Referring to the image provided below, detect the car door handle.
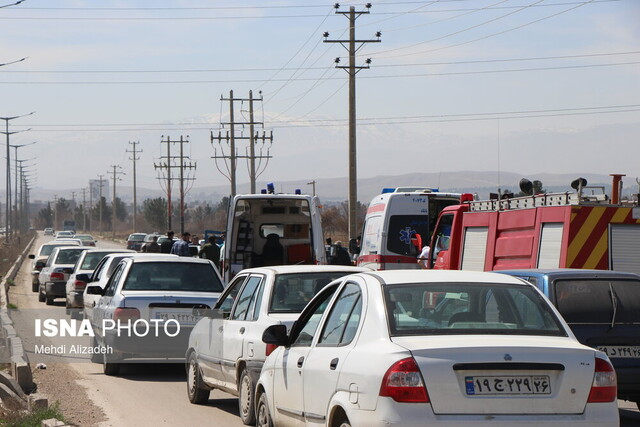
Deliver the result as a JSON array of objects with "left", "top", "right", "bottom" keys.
[
  {"left": 297, "top": 356, "right": 304, "bottom": 368},
  {"left": 92, "top": 302, "right": 96, "bottom": 307},
  {"left": 239, "top": 327, "right": 245, "bottom": 334},
  {"left": 330, "top": 358, "right": 339, "bottom": 370}
]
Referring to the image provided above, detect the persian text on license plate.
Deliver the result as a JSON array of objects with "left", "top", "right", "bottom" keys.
[
  {"left": 465, "top": 375, "right": 551, "bottom": 395},
  {"left": 597, "top": 346, "right": 640, "bottom": 358},
  {"left": 155, "top": 311, "right": 200, "bottom": 324}
]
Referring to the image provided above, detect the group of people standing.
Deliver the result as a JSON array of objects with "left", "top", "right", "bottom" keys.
[{"left": 140, "top": 230, "right": 223, "bottom": 270}]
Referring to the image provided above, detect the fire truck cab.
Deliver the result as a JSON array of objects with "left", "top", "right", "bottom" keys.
[
  {"left": 357, "top": 187, "right": 465, "bottom": 270},
  {"left": 429, "top": 175, "right": 640, "bottom": 274}
]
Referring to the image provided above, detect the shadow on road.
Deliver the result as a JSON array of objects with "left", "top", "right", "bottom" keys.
[{"left": 620, "top": 408, "right": 640, "bottom": 426}]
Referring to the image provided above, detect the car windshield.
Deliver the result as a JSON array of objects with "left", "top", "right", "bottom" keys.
[
  {"left": 76, "top": 235, "right": 94, "bottom": 241},
  {"left": 54, "top": 248, "right": 86, "bottom": 265},
  {"left": 554, "top": 278, "right": 640, "bottom": 324},
  {"left": 269, "top": 271, "right": 354, "bottom": 313},
  {"left": 123, "top": 262, "right": 224, "bottom": 292},
  {"left": 79, "top": 252, "right": 112, "bottom": 270},
  {"left": 128, "top": 234, "right": 146, "bottom": 242},
  {"left": 40, "top": 244, "right": 63, "bottom": 256},
  {"left": 384, "top": 282, "right": 566, "bottom": 337}
]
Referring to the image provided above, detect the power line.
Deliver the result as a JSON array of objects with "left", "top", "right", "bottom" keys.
[{"left": 3, "top": 59, "right": 636, "bottom": 84}]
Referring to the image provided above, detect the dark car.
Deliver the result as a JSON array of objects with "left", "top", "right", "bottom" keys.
[
  {"left": 126, "top": 233, "right": 147, "bottom": 251},
  {"left": 498, "top": 268, "right": 640, "bottom": 408}
]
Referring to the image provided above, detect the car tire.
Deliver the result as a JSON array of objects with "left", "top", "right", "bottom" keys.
[
  {"left": 238, "top": 368, "right": 256, "bottom": 425},
  {"left": 32, "top": 281, "right": 38, "bottom": 292},
  {"left": 187, "top": 352, "right": 210, "bottom": 404},
  {"left": 103, "top": 352, "right": 120, "bottom": 376},
  {"left": 45, "top": 297, "right": 54, "bottom": 306},
  {"left": 38, "top": 289, "right": 45, "bottom": 302},
  {"left": 256, "top": 393, "right": 273, "bottom": 427}
]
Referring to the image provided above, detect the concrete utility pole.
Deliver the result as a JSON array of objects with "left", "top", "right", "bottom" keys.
[
  {"left": 0, "top": 112, "right": 34, "bottom": 239},
  {"left": 81, "top": 187, "right": 88, "bottom": 232},
  {"left": 53, "top": 194, "right": 58, "bottom": 231},
  {"left": 97, "top": 175, "right": 105, "bottom": 234},
  {"left": 109, "top": 165, "right": 125, "bottom": 238},
  {"left": 324, "top": 4, "right": 380, "bottom": 241},
  {"left": 127, "top": 141, "right": 142, "bottom": 232},
  {"left": 10, "top": 141, "right": 36, "bottom": 232},
  {"left": 154, "top": 136, "right": 174, "bottom": 230},
  {"left": 154, "top": 136, "right": 195, "bottom": 233},
  {"left": 212, "top": 90, "right": 273, "bottom": 196},
  {"left": 307, "top": 180, "right": 317, "bottom": 196}
]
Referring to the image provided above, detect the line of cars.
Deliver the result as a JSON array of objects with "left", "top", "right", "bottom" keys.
[{"left": 28, "top": 232, "right": 630, "bottom": 426}]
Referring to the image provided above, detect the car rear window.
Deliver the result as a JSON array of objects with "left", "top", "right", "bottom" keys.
[
  {"left": 123, "top": 262, "right": 223, "bottom": 292},
  {"left": 554, "top": 279, "right": 640, "bottom": 324},
  {"left": 54, "top": 248, "right": 85, "bottom": 265},
  {"left": 269, "top": 272, "right": 354, "bottom": 313},
  {"left": 385, "top": 282, "right": 566, "bottom": 337},
  {"left": 79, "top": 252, "right": 112, "bottom": 270},
  {"left": 128, "top": 234, "right": 146, "bottom": 242}
]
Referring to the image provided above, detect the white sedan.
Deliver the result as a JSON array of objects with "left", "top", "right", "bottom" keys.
[{"left": 256, "top": 270, "right": 619, "bottom": 427}]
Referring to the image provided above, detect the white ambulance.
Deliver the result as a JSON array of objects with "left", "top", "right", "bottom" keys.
[
  {"left": 356, "top": 187, "right": 468, "bottom": 270},
  {"left": 222, "top": 186, "right": 327, "bottom": 281}
]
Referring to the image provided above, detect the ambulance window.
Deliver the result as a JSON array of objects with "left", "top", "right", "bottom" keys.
[
  {"left": 387, "top": 215, "right": 428, "bottom": 256},
  {"left": 361, "top": 216, "right": 382, "bottom": 254}
]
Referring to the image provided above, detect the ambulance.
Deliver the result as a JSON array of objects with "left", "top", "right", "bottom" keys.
[
  {"left": 356, "top": 187, "right": 468, "bottom": 270},
  {"left": 222, "top": 185, "right": 326, "bottom": 281}
]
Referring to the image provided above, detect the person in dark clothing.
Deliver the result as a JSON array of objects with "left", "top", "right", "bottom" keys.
[
  {"left": 199, "top": 236, "right": 221, "bottom": 269},
  {"left": 160, "top": 231, "right": 175, "bottom": 253},
  {"left": 262, "top": 233, "right": 284, "bottom": 266},
  {"left": 331, "top": 241, "right": 352, "bottom": 266},
  {"left": 171, "top": 232, "right": 192, "bottom": 257}
]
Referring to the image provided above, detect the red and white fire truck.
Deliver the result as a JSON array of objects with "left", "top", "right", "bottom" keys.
[{"left": 429, "top": 174, "right": 640, "bottom": 274}]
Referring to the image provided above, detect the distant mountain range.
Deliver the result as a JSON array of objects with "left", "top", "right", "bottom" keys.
[{"left": 27, "top": 171, "right": 635, "bottom": 206}]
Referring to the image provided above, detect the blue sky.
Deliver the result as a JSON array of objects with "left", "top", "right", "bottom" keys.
[{"left": 1, "top": 0, "right": 639, "bottom": 197}]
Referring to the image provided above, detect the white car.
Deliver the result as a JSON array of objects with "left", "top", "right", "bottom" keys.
[
  {"left": 55, "top": 230, "right": 75, "bottom": 239},
  {"left": 28, "top": 240, "right": 82, "bottom": 292},
  {"left": 186, "top": 265, "right": 369, "bottom": 425},
  {"left": 87, "top": 255, "right": 224, "bottom": 375},
  {"left": 255, "top": 270, "right": 619, "bottom": 427},
  {"left": 65, "top": 249, "right": 134, "bottom": 318},
  {"left": 80, "top": 252, "right": 137, "bottom": 322},
  {"left": 38, "top": 246, "right": 89, "bottom": 305}
]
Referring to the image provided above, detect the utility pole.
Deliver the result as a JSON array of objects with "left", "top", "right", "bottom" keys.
[
  {"left": 127, "top": 141, "right": 142, "bottom": 232},
  {"left": 97, "top": 175, "right": 105, "bottom": 234},
  {"left": 88, "top": 182, "right": 93, "bottom": 232},
  {"left": 324, "top": 4, "right": 380, "bottom": 241},
  {"left": 81, "top": 187, "right": 88, "bottom": 232},
  {"left": 109, "top": 165, "right": 125, "bottom": 238},
  {"left": 155, "top": 136, "right": 174, "bottom": 230},
  {"left": 212, "top": 90, "right": 272, "bottom": 196},
  {"left": 0, "top": 112, "right": 34, "bottom": 239},
  {"left": 306, "top": 180, "right": 317, "bottom": 196},
  {"left": 53, "top": 194, "right": 58, "bottom": 231},
  {"left": 10, "top": 141, "right": 36, "bottom": 233}
]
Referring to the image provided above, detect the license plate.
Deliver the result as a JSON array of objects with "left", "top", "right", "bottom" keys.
[
  {"left": 465, "top": 375, "right": 551, "bottom": 395},
  {"left": 154, "top": 311, "right": 200, "bottom": 325},
  {"left": 597, "top": 346, "right": 640, "bottom": 358}
]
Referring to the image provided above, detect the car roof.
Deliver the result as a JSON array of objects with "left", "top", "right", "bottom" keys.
[
  {"left": 497, "top": 268, "right": 640, "bottom": 280},
  {"left": 362, "top": 269, "right": 527, "bottom": 286},
  {"left": 83, "top": 248, "right": 134, "bottom": 254},
  {"left": 127, "top": 254, "right": 207, "bottom": 263},
  {"left": 236, "top": 265, "right": 371, "bottom": 275}
]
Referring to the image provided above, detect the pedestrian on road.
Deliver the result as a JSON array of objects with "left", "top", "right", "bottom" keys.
[
  {"left": 160, "top": 230, "right": 175, "bottom": 253},
  {"left": 141, "top": 235, "right": 161, "bottom": 253},
  {"left": 171, "top": 232, "right": 192, "bottom": 257},
  {"left": 331, "top": 241, "right": 352, "bottom": 266},
  {"left": 199, "top": 236, "right": 221, "bottom": 270},
  {"left": 417, "top": 245, "right": 430, "bottom": 269}
]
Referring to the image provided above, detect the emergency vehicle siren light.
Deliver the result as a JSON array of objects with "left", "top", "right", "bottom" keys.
[
  {"left": 295, "top": 189, "right": 301, "bottom": 195},
  {"left": 267, "top": 183, "right": 275, "bottom": 194}
]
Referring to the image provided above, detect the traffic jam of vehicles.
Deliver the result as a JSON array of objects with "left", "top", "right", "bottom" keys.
[{"left": 25, "top": 177, "right": 640, "bottom": 427}]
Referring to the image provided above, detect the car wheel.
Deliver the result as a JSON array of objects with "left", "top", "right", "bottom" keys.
[
  {"left": 38, "top": 288, "right": 45, "bottom": 302},
  {"left": 32, "top": 281, "right": 38, "bottom": 292},
  {"left": 103, "top": 351, "right": 120, "bottom": 376},
  {"left": 238, "top": 368, "right": 256, "bottom": 425},
  {"left": 187, "top": 352, "right": 210, "bottom": 404},
  {"left": 256, "top": 393, "right": 273, "bottom": 427},
  {"left": 45, "top": 297, "right": 54, "bottom": 306}
]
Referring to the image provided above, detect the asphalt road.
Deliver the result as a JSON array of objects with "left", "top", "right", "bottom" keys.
[{"left": 8, "top": 232, "right": 640, "bottom": 426}]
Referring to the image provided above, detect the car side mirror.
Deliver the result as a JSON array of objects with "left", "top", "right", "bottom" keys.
[
  {"left": 86, "top": 285, "right": 105, "bottom": 296},
  {"left": 28, "top": 254, "right": 35, "bottom": 259},
  {"left": 262, "top": 324, "right": 289, "bottom": 346}
]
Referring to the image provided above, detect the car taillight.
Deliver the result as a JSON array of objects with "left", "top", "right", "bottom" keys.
[
  {"left": 266, "top": 344, "right": 278, "bottom": 357},
  {"left": 73, "top": 280, "right": 87, "bottom": 291},
  {"left": 50, "top": 272, "right": 65, "bottom": 281},
  {"left": 379, "top": 357, "right": 429, "bottom": 403},
  {"left": 113, "top": 307, "right": 141, "bottom": 321},
  {"left": 588, "top": 356, "right": 617, "bottom": 403}
]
